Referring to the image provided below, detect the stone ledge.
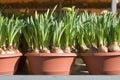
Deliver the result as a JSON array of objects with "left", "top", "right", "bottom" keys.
[{"left": 0, "top": 75, "right": 120, "bottom": 80}]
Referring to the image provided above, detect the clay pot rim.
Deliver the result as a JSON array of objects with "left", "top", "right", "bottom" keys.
[
  {"left": 0, "top": 52, "right": 22, "bottom": 58},
  {"left": 25, "top": 53, "right": 77, "bottom": 57},
  {"left": 80, "top": 52, "right": 120, "bottom": 56}
]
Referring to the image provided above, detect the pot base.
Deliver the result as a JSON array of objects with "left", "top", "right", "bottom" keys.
[
  {"left": 0, "top": 53, "right": 22, "bottom": 75},
  {"left": 80, "top": 52, "right": 120, "bottom": 75},
  {"left": 25, "top": 53, "right": 76, "bottom": 75}
]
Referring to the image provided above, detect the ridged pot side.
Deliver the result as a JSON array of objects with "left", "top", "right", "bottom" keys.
[
  {"left": 80, "top": 52, "right": 120, "bottom": 75},
  {"left": 25, "top": 53, "right": 76, "bottom": 75},
  {"left": 0, "top": 52, "right": 22, "bottom": 75}
]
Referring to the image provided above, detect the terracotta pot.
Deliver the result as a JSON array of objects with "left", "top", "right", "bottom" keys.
[
  {"left": 25, "top": 53, "right": 76, "bottom": 75},
  {"left": 0, "top": 52, "right": 22, "bottom": 75},
  {"left": 80, "top": 52, "right": 120, "bottom": 75}
]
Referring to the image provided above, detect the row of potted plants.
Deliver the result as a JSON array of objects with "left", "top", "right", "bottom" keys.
[
  {"left": 1, "top": 6, "right": 120, "bottom": 75},
  {"left": 23, "top": 6, "right": 77, "bottom": 75},
  {"left": 76, "top": 11, "right": 120, "bottom": 75},
  {"left": 0, "top": 14, "right": 23, "bottom": 74}
]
